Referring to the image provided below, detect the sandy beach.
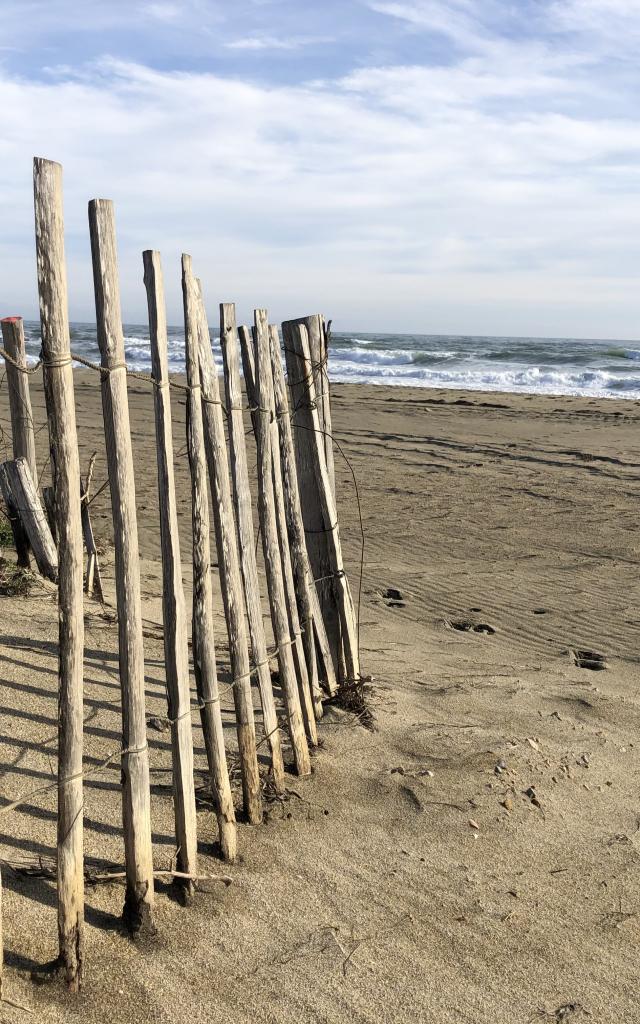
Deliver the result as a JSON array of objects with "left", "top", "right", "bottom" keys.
[{"left": 1, "top": 374, "right": 639, "bottom": 1023}]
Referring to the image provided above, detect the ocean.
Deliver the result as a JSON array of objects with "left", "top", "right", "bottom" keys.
[{"left": 17, "top": 322, "right": 640, "bottom": 400}]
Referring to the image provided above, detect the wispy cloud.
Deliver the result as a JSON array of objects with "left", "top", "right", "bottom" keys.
[
  {"left": 224, "top": 34, "right": 333, "bottom": 51},
  {"left": 0, "top": 2, "right": 639, "bottom": 336}
]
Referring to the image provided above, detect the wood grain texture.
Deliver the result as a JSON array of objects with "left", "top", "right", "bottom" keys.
[
  {"left": 1, "top": 316, "right": 38, "bottom": 490},
  {"left": 181, "top": 261, "right": 237, "bottom": 860},
  {"left": 0, "top": 462, "right": 31, "bottom": 568},
  {"left": 88, "top": 197, "right": 154, "bottom": 933},
  {"left": 282, "top": 317, "right": 341, "bottom": 676},
  {"left": 221, "top": 304, "right": 285, "bottom": 791},
  {"left": 144, "top": 250, "right": 198, "bottom": 895},
  {"left": 2, "top": 458, "right": 57, "bottom": 581},
  {"left": 291, "top": 323, "right": 361, "bottom": 684},
  {"left": 195, "top": 281, "right": 262, "bottom": 824},
  {"left": 268, "top": 324, "right": 336, "bottom": 700},
  {"left": 253, "top": 310, "right": 310, "bottom": 776},
  {"left": 33, "top": 157, "right": 84, "bottom": 988}
]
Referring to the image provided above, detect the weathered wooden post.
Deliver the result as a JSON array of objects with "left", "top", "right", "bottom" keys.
[
  {"left": 220, "top": 304, "right": 285, "bottom": 792},
  {"left": 291, "top": 323, "right": 360, "bottom": 684},
  {"left": 253, "top": 309, "right": 310, "bottom": 776},
  {"left": 88, "top": 198, "right": 154, "bottom": 931},
  {"left": 264, "top": 346, "right": 318, "bottom": 745},
  {"left": 181, "top": 259, "right": 237, "bottom": 860},
  {"left": 144, "top": 250, "right": 198, "bottom": 897},
  {"left": 268, "top": 324, "right": 337, "bottom": 699},
  {"left": 193, "top": 277, "right": 262, "bottom": 823},
  {"left": 33, "top": 157, "right": 84, "bottom": 989},
  {"left": 1, "top": 459, "right": 57, "bottom": 580},
  {"left": 283, "top": 316, "right": 341, "bottom": 674},
  {"left": 1, "top": 317, "right": 38, "bottom": 490}
]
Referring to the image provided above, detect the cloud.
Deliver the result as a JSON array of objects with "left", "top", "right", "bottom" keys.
[
  {"left": 0, "top": 3, "right": 640, "bottom": 336},
  {"left": 223, "top": 34, "right": 333, "bottom": 51}
]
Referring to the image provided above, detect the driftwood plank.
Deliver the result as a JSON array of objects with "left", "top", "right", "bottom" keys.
[
  {"left": 253, "top": 309, "right": 310, "bottom": 776},
  {"left": 1, "top": 316, "right": 38, "bottom": 490},
  {"left": 2, "top": 458, "right": 57, "bottom": 581},
  {"left": 88, "top": 197, "right": 154, "bottom": 933},
  {"left": 33, "top": 157, "right": 84, "bottom": 989},
  {"left": 194, "top": 277, "right": 262, "bottom": 824},
  {"left": 220, "top": 303, "right": 285, "bottom": 792},
  {"left": 181, "top": 260, "right": 237, "bottom": 861},
  {"left": 268, "top": 324, "right": 337, "bottom": 699},
  {"left": 144, "top": 249, "right": 198, "bottom": 895}
]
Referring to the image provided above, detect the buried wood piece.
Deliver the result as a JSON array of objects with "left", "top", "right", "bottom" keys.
[
  {"left": 194, "top": 276, "right": 262, "bottom": 824},
  {"left": 180, "top": 261, "right": 237, "bottom": 860},
  {"left": 1, "top": 459, "right": 57, "bottom": 581},
  {"left": 33, "top": 157, "right": 84, "bottom": 989},
  {"left": 1, "top": 316, "right": 38, "bottom": 490},
  {"left": 144, "top": 249, "right": 198, "bottom": 896},
  {"left": 220, "top": 303, "right": 286, "bottom": 792},
  {"left": 252, "top": 309, "right": 310, "bottom": 776},
  {"left": 88, "top": 197, "right": 154, "bottom": 932},
  {"left": 0, "top": 463, "right": 31, "bottom": 568},
  {"left": 268, "top": 323, "right": 337, "bottom": 701},
  {"left": 289, "top": 322, "right": 361, "bottom": 686}
]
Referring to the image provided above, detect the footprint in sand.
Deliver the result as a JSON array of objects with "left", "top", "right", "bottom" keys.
[
  {"left": 450, "top": 620, "right": 496, "bottom": 635},
  {"left": 383, "top": 587, "right": 406, "bottom": 609}
]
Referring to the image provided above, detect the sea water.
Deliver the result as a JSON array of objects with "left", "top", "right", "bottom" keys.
[{"left": 18, "top": 322, "right": 640, "bottom": 400}]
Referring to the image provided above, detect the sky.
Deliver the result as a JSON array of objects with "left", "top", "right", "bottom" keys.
[{"left": 0, "top": 0, "right": 639, "bottom": 337}]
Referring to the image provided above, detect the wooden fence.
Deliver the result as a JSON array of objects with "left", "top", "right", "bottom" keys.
[{"left": 0, "top": 157, "right": 361, "bottom": 993}]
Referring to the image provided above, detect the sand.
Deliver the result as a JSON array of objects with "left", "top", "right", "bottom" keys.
[{"left": 1, "top": 374, "right": 639, "bottom": 1023}]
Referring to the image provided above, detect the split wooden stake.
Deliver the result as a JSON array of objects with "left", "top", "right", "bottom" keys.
[
  {"left": 194, "top": 276, "right": 262, "bottom": 824},
  {"left": 220, "top": 303, "right": 286, "bottom": 791},
  {"left": 33, "top": 157, "right": 84, "bottom": 989},
  {"left": 144, "top": 250, "right": 198, "bottom": 895},
  {"left": 1, "top": 316, "right": 38, "bottom": 490},
  {"left": 253, "top": 309, "right": 310, "bottom": 776},
  {"left": 291, "top": 322, "right": 361, "bottom": 684},
  {"left": 268, "top": 324, "right": 337, "bottom": 700},
  {"left": 88, "top": 197, "right": 154, "bottom": 932},
  {"left": 181, "top": 260, "right": 237, "bottom": 860}
]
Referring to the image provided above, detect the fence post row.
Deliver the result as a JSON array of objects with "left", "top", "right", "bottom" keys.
[
  {"left": 88, "top": 197, "right": 155, "bottom": 933},
  {"left": 193, "top": 274, "right": 263, "bottom": 824},
  {"left": 144, "top": 250, "right": 198, "bottom": 897},
  {"left": 181, "top": 259, "right": 238, "bottom": 860},
  {"left": 33, "top": 157, "right": 85, "bottom": 990},
  {"left": 220, "top": 303, "right": 286, "bottom": 793}
]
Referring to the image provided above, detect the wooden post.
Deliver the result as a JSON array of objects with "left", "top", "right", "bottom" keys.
[
  {"left": 193, "top": 275, "right": 262, "bottom": 824},
  {"left": 144, "top": 250, "right": 198, "bottom": 896},
  {"left": 88, "top": 197, "right": 154, "bottom": 932},
  {"left": 1, "top": 317, "right": 38, "bottom": 490},
  {"left": 1, "top": 459, "right": 57, "bottom": 581},
  {"left": 181, "top": 264, "right": 237, "bottom": 860},
  {"left": 220, "top": 304, "right": 286, "bottom": 792},
  {"left": 253, "top": 310, "right": 310, "bottom": 776},
  {"left": 264, "top": 346, "right": 318, "bottom": 745},
  {"left": 33, "top": 157, "right": 84, "bottom": 989},
  {"left": 283, "top": 317, "right": 341, "bottom": 675},
  {"left": 0, "top": 463, "right": 31, "bottom": 568},
  {"left": 43, "top": 485, "right": 57, "bottom": 545},
  {"left": 268, "top": 325, "right": 337, "bottom": 699},
  {"left": 291, "top": 323, "right": 360, "bottom": 684}
]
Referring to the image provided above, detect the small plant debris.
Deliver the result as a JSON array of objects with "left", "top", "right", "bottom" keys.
[
  {"left": 0, "top": 557, "right": 34, "bottom": 597},
  {"left": 327, "top": 675, "right": 376, "bottom": 730}
]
